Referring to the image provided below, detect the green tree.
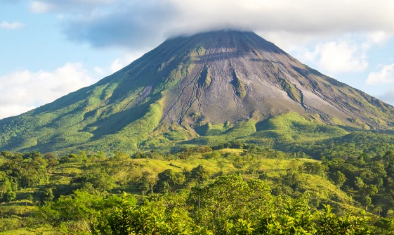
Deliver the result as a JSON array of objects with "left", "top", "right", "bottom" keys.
[
  {"left": 189, "top": 165, "right": 210, "bottom": 183},
  {"left": 304, "top": 162, "right": 327, "bottom": 176},
  {"left": 44, "top": 153, "right": 59, "bottom": 170},
  {"left": 155, "top": 169, "right": 184, "bottom": 193},
  {"left": 256, "top": 197, "right": 316, "bottom": 234},
  {"left": 361, "top": 195, "right": 373, "bottom": 212},
  {"left": 0, "top": 177, "right": 11, "bottom": 198},
  {"left": 136, "top": 178, "right": 150, "bottom": 198},
  {"left": 188, "top": 174, "right": 271, "bottom": 233},
  {"left": 73, "top": 171, "right": 116, "bottom": 193},
  {"left": 282, "top": 169, "right": 303, "bottom": 190},
  {"left": 97, "top": 196, "right": 191, "bottom": 235},
  {"left": 40, "top": 188, "right": 54, "bottom": 205},
  {"left": 331, "top": 171, "right": 347, "bottom": 187},
  {"left": 2, "top": 191, "right": 16, "bottom": 203},
  {"left": 355, "top": 177, "right": 365, "bottom": 189},
  {"left": 316, "top": 205, "right": 370, "bottom": 234},
  {"left": 27, "top": 193, "right": 34, "bottom": 204},
  {"left": 39, "top": 190, "right": 128, "bottom": 234}
]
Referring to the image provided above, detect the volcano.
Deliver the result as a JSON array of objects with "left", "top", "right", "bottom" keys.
[{"left": 1, "top": 30, "right": 394, "bottom": 153}]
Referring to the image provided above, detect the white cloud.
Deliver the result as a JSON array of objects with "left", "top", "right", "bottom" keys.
[
  {"left": 367, "top": 31, "right": 392, "bottom": 46},
  {"left": 94, "top": 66, "right": 105, "bottom": 75},
  {"left": 0, "top": 53, "right": 147, "bottom": 119},
  {"left": 110, "top": 59, "right": 123, "bottom": 73},
  {"left": 0, "top": 105, "right": 36, "bottom": 120},
  {"left": 317, "top": 41, "right": 368, "bottom": 73},
  {"left": 110, "top": 52, "right": 146, "bottom": 73},
  {"left": 1, "top": 21, "right": 24, "bottom": 29},
  {"left": 296, "top": 39, "right": 368, "bottom": 74},
  {"left": 258, "top": 31, "right": 330, "bottom": 52},
  {"left": 30, "top": 1, "right": 50, "bottom": 13},
  {"left": 380, "top": 86, "right": 394, "bottom": 106},
  {"left": 0, "top": 63, "right": 99, "bottom": 119},
  {"left": 366, "top": 64, "right": 394, "bottom": 85},
  {"left": 291, "top": 31, "right": 393, "bottom": 75},
  {"left": 34, "top": 0, "right": 394, "bottom": 50}
]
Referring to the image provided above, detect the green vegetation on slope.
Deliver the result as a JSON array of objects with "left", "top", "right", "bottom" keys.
[
  {"left": 181, "top": 119, "right": 257, "bottom": 147},
  {"left": 255, "top": 112, "right": 348, "bottom": 142},
  {"left": 231, "top": 70, "right": 247, "bottom": 99},
  {"left": 0, "top": 45, "right": 193, "bottom": 154},
  {"left": 3, "top": 141, "right": 394, "bottom": 233},
  {"left": 156, "top": 112, "right": 348, "bottom": 153},
  {"left": 279, "top": 78, "right": 301, "bottom": 103}
]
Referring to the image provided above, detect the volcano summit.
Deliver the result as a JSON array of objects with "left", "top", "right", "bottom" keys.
[{"left": 1, "top": 30, "right": 393, "bottom": 153}]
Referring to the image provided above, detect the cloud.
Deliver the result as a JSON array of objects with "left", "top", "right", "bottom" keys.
[
  {"left": 0, "top": 63, "right": 99, "bottom": 119},
  {"left": 367, "top": 31, "right": 392, "bottom": 46},
  {"left": 366, "top": 64, "right": 394, "bottom": 85},
  {"left": 296, "top": 38, "right": 369, "bottom": 74},
  {"left": 110, "top": 59, "right": 123, "bottom": 73},
  {"left": 63, "top": 1, "right": 177, "bottom": 50},
  {"left": 380, "top": 86, "right": 394, "bottom": 106},
  {"left": 0, "top": 52, "right": 146, "bottom": 119},
  {"left": 110, "top": 52, "right": 145, "bottom": 73},
  {"left": 0, "top": 105, "right": 36, "bottom": 120},
  {"left": 94, "top": 66, "right": 105, "bottom": 75},
  {"left": 29, "top": 0, "right": 394, "bottom": 50},
  {"left": 30, "top": 1, "right": 50, "bottom": 13},
  {"left": 317, "top": 40, "right": 368, "bottom": 73},
  {"left": 1, "top": 21, "right": 24, "bottom": 29}
]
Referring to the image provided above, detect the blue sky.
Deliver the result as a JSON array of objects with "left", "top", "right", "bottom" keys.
[{"left": 1, "top": 0, "right": 394, "bottom": 119}]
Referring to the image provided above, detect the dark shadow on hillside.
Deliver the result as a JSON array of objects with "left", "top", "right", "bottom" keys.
[
  {"left": 372, "top": 129, "right": 394, "bottom": 136},
  {"left": 336, "top": 125, "right": 370, "bottom": 132},
  {"left": 255, "top": 119, "right": 272, "bottom": 131},
  {"left": 19, "top": 94, "right": 160, "bottom": 153},
  {"left": 85, "top": 94, "right": 161, "bottom": 141}
]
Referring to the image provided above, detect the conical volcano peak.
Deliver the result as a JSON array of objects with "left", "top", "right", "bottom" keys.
[
  {"left": 169, "top": 30, "right": 285, "bottom": 54},
  {"left": 1, "top": 30, "right": 394, "bottom": 153},
  {"left": 151, "top": 30, "right": 387, "bottom": 127},
  {"left": 157, "top": 30, "right": 289, "bottom": 68}
]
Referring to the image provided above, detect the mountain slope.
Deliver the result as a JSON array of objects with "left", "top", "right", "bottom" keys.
[{"left": 1, "top": 30, "right": 394, "bottom": 153}]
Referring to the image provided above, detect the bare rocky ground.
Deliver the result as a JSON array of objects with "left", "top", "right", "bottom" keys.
[{"left": 161, "top": 31, "right": 394, "bottom": 129}]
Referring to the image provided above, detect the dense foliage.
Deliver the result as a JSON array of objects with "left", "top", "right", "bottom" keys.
[
  {"left": 2, "top": 142, "right": 394, "bottom": 234},
  {"left": 289, "top": 132, "right": 394, "bottom": 159},
  {"left": 40, "top": 175, "right": 370, "bottom": 234}
]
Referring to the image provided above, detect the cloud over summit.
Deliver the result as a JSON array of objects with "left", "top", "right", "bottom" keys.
[{"left": 30, "top": 0, "right": 394, "bottom": 49}]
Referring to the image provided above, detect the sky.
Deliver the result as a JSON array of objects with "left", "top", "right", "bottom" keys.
[{"left": 1, "top": 0, "right": 394, "bottom": 119}]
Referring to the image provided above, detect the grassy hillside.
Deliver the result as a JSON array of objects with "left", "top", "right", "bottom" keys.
[
  {"left": 137, "top": 112, "right": 349, "bottom": 152},
  {"left": 0, "top": 146, "right": 369, "bottom": 234},
  {"left": 0, "top": 37, "right": 197, "bottom": 154}
]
